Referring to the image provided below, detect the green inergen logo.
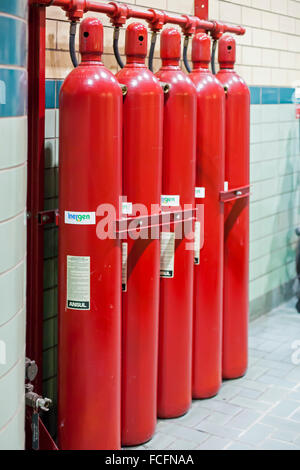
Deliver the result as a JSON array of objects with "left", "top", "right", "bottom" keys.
[
  {"left": 68, "top": 213, "right": 90, "bottom": 222},
  {"left": 65, "top": 211, "right": 96, "bottom": 225},
  {"left": 161, "top": 195, "right": 180, "bottom": 206}
]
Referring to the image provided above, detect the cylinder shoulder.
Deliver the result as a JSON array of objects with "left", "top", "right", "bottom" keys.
[
  {"left": 189, "top": 70, "right": 225, "bottom": 97},
  {"left": 216, "top": 70, "right": 250, "bottom": 95},
  {"left": 156, "top": 68, "right": 197, "bottom": 95},
  {"left": 116, "top": 66, "right": 163, "bottom": 94},
  {"left": 60, "top": 63, "right": 122, "bottom": 98}
]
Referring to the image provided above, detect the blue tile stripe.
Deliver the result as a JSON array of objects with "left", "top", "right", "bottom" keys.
[
  {"left": 250, "top": 86, "right": 296, "bottom": 105},
  {"left": 45, "top": 80, "right": 63, "bottom": 109},
  {"left": 0, "top": 0, "right": 28, "bottom": 19},
  {"left": 0, "top": 69, "right": 27, "bottom": 117},
  {"left": 45, "top": 81, "right": 297, "bottom": 108},
  {"left": 0, "top": 16, "right": 27, "bottom": 67}
]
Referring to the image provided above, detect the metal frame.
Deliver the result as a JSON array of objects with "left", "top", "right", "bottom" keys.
[
  {"left": 27, "top": 3, "right": 46, "bottom": 395},
  {"left": 195, "top": 0, "right": 209, "bottom": 20}
]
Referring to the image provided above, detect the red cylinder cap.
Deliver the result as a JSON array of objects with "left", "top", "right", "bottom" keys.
[
  {"left": 160, "top": 27, "right": 181, "bottom": 64},
  {"left": 79, "top": 17, "right": 103, "bottom": 61},
  {"left": 218, "top": 34, "right": 236, "bottom": 69},
  {"left": 192, "top": 33, "right": 211, "bottom": 69},
  {"left": 125, "top": 23, "right": 147, "bottom": 62}
]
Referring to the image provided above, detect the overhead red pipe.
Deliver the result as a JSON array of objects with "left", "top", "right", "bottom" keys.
[{"left": 31, "top": 0, "right": 246, "bottom": 36}]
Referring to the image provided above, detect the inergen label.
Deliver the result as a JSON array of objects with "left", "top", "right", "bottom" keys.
[
  {"left": 161, "top": 195, "right": 180, "bottom": 207},
  {"left": 65, "top": 211, "right": 96, "bottom": 225}
]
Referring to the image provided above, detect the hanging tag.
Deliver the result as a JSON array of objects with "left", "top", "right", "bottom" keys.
[
  {"left": 195, "top": 187, "right": 205, "bottom": 199},
  {"left": 122, "top": 243, "right": 128, "bottom": 292},
  {"left": 194, "top": 221, "right": 201, "bottom": 265},
  {"left": 32, "top": 410, "right": 39, "bottom": 451}
]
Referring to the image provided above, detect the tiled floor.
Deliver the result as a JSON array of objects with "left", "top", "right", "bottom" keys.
[{"left": 132, "top": 298, "right": 300, "bottom": 450}]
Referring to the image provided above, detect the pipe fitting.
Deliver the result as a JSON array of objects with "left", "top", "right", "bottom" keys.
[
  {"left": 108, "top": 2, "right": 129, "bottom": 28},
  {"left": 147, "top": 8, "right": 166, "bottom": 32},
  {"left": 181, "top": 15, "right": 196, "bottom": 37},
  {"left": 64, "top": 0, "right": 86, "bottom": 22},
  {"left": 210, "top": 21, "right": 225, "bottom": 40}
]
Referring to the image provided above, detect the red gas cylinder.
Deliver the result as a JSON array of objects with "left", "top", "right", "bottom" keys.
[
  {"left": 189, "top": 33, "right": 225, "bottom": 398},
  {"left": 155, "top": 27, "right": 196, "bottom": 418},
  {"left": 216, "top": 35, "right": 250, "bottom": 380},
  {"left": 58, "top": 18, "right": 122, "bottom": 450},
  {"left": 116, "top": 23, "right": 163, "bottom": 446}
]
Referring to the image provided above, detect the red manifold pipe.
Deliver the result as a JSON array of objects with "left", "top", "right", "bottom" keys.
[{"left": 31, "top": 0, "right": 246, "bottom": 36}]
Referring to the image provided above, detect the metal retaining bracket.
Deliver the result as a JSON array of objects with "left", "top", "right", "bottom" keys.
[
  {"left": 37, "top": 209, "right": 59, "bottom": 225},
  {"left": 220, "top": 184, "right": 250, "bottom": 203},
  {"left": 115, "top": 208, "right": 197, "bottom": 238}
]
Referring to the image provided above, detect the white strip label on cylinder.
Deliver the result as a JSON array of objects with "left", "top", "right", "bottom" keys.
[
  {"left": 161, "top": 195, "right": 180, "bottom": 207},
  {"left": 224, "top": 181, "right": 229, "bottom": 192},
  {"left": 122, "top": 202, "right": 133, "bottom": 215},
  {"left": 65, "top": 211, "right": 96, "bottom": 225},
  {"left": 122, "top": 243, "right": 128, "bottom": 292},
  {"left": 67, "top": 256, "right": 90, "bottom": 310},
  {"left": 195, "top": 187, "right": 205, "bottom": 199},
  {"left": 194, "top": 221, "right": 201, "bottom": 265},
  {"left": 160, "top": 232, "right": 175, "bottom": 278}
]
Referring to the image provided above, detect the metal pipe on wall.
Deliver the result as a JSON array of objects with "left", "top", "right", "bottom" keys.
[{"left": 30, "top": 0, "right": 245, "bottom": 37}]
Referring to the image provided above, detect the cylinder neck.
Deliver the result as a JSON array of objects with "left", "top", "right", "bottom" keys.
[
  {"left": 192, "top": 61, "right": 209, "bottom": 71},
  {"left": 125, "top": 22, "right": 147, "bottom": 67},
  {"left": 218, "top": 34, "right": 236, "bottom": 70},
  {"left": 79, "top": 17, "right": 103, "bottom": 64},
  {"left": 160, "top": 27, "right": 181, "bottom": 69},
  {"left": 126, "top": 56, "right": 145, "bottom": 65},
  {"left": 161, "top": 58, "right": 180, "bottom": 67},
  {"left": 192, "top": 32, "right": 211, "bottom": 71}
]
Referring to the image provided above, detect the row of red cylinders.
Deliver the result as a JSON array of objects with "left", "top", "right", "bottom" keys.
[{"left": 58, "top": 18, "right": 250, "bottom": 450}]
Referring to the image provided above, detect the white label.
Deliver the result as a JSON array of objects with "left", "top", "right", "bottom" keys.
[
  {"left": 161, "top": 195, "right": 180, "bottom": 207},
  {"left": 194, "top": 221, "right": 201, "bottom": 265},
  {"left": 224, "top": 181, "right": 229, "bottom": 192},
  {"left": 122, "top": 202, "right": 133, "bottom": 215},
  {"left": 122, "top": 243, "right": 128, "bottom": 292},
  {"left": 67, "top": 256, "right": 90, "bottom": 310},
  {"left": 160, "top": 232, "right": 175, "bottom": 278},
  {"left": 65, "top": 211, "right": 96, "bottom": 225},
  {"left": 195, "top": 187, "right": 205, "bottom": 199}
]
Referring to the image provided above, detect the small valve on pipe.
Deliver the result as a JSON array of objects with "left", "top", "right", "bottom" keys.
[
  {"left": 25, "top": 357, "right": 52, "bottom": 412},
  {"left": 25, "top": 357, "right": 52, "bottom": 450}
]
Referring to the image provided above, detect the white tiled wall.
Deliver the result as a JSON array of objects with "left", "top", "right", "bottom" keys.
[
  {"left": 249, "top": 101, "right": 300, "bottom": 315},
  {"left": 210, "top": 0, "right": 300, "bottom": 86}
]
